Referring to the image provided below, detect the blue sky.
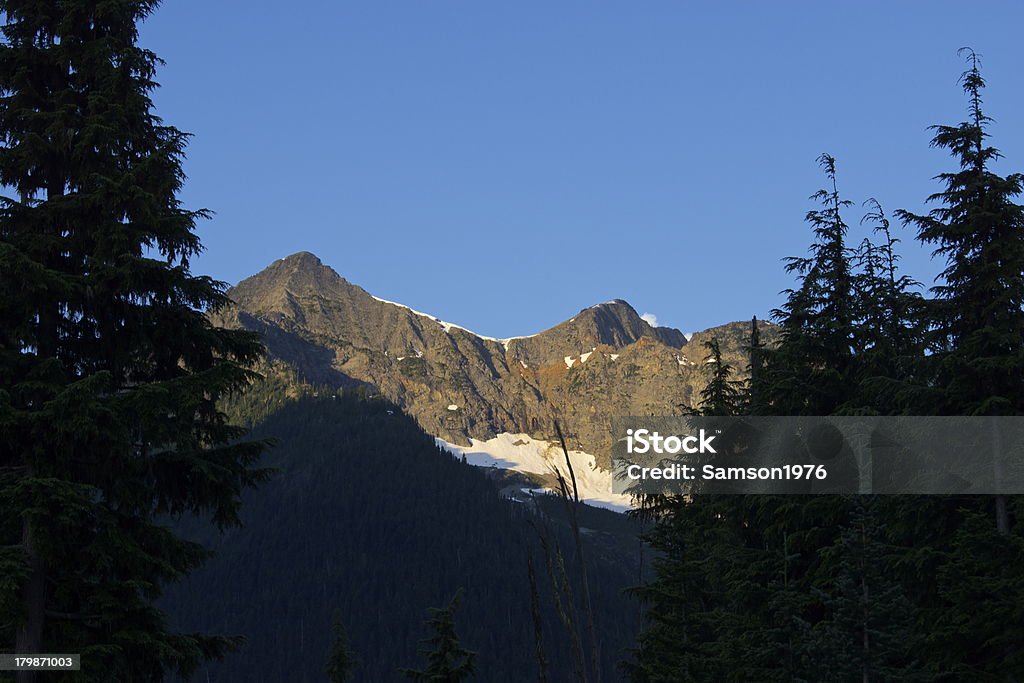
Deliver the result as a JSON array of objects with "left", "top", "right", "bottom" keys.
[{"left": 140, "top": 2, "right": 1024, "bottom": 336}]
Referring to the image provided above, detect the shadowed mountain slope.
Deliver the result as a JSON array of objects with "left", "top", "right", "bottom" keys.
[{"left": 213, "top": 252, "right": 773, "bottom": 469}]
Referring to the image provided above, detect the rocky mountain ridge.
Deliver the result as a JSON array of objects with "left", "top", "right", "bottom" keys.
[{"left": 213, "top": 251, "right": 771, "bottom": 470}]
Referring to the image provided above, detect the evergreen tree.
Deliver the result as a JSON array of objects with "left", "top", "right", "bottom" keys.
[
  {"left": 747, "top": 317, "right": 766, "bottom": 415},
  {"left": 809, "top": 497, "right": 926, "bottom": 681},
  {"left": 847, "top": 201, "right": 926, "bottom": 414},
  {"left": 895, "top": 48, "right": 1024, "bottom": 419},
  {"left": 694, "top": 338, "right": 745, "bottom": 417},
  {"left": 0, "top": 2, "right": 267, "bottom": 680},
  {"left": 634, "top": 52, "right": 1024, "bottom": 683},
  {"left": 626, "top": 499, "right": 731, "bottom": 682},
  {"left": 883, "top": 48, "right": 1024, "bottom": 677},
  {"left": 326, "top": 617, "right": 357, "bottom": 682},
  {"left": 765, "top": 153, "right": 857, "bottom": 415},
  {"left": 401, "top": 591, "right": 477, "bottom": 682}
]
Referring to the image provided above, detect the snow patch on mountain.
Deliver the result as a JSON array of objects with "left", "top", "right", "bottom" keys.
[
  {"left": 370, "top": 294, "right": 535, "bottom": 348},
  {"left": 435, "top": 433, "right": 632, "bottom": 512}
]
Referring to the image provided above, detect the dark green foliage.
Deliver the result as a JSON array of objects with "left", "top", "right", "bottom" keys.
[
  {"left": 164, "top": 389, "right": 642, "bottom": 682},
  {"left": 807, "top": 497, "right": 926, "bottom": 681},
  {"left": 400, "top": 591, "right": 476, "bottom": 682},
  {"left": 629, "top": 494, "right": 932, "bottom": 681},
  {"left": 847, "top": 200, "right": 928, "bottom": 414},
  {"left": 692, "top": 338, "right": 745, "bottom": 417},
  {"left": 895, "top": 48, "right": 1024, "bottom": 417},
  {"left": 873, "top": 494, "right": 1024, "bottom": 677},
  {"left": 626, "top": 496, "right": 740, "bottom": 682},
  {"left": 630, "top": 51, "right": 1024, "bottom": 683},
  {"left": 746, "top": 317, "right": 766, "bottom": 415},
  {"left": 327, "top": 616, "right": 357, "bottom": 683},
  {"left": 881, "top": 49, "right": 1024, "bottom": 673},
  {"left": 764, "top": 153, "right": 858, "bottom": 416},
  {"left": 0, "top": 1, "right": 267, "bottom": 680},
  {"left": 761, "top": 163, "right": 926, "bottom": 417}
]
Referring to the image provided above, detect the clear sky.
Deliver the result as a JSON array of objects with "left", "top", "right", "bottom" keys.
[{"left": 139, "top": 1, "right": 1024, "bottom": 337}]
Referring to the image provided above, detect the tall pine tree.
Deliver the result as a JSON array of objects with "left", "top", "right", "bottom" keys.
[
  {"left": 884, "top": 48, "right": 1024, "bottom": 677},
  {"left": 746, "top": 316, "right": 766, "bottom": 415},
  {"left": 401, "top": 591, "right": 477, "bottom": 683},
  {"left": 765, "top": 153, "right": 857, "bottom": 416},
  {"left": 848, "top": 200, "right": 926, "bottom": 414},
  {"left": 0, "top": 2, "right": 267, "bottom": 680},
  {"left": 891, "top": 46, "right": 1022, "bottom": 547},
  {"left": 326, "top": 617, "right": 357, "bottom": 682},
  {"left": 693, "top": 338, "right": 746, "bottom": 417},
  {"left": 895, "top": 48, "right": 1024, "bottom": 419}
]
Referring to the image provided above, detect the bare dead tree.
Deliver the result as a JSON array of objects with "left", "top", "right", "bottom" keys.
[
  {"left": 532, "top": 521, "right": 586, "bottom": 682},
  {"left": 553, "top": 420, "right": 601, "bottom": 683},
  {"left": 527, "top": 551, "right": 550, "bottom": 683}
]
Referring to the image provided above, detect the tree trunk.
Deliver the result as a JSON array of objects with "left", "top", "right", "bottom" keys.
[
  {"left": 14, "top": 516, "right": 46, "bottom": 683},
  {"left": 993, "top": 422, "right": 1010, "bottom": 535},
  {"left": 995, "top": 495, "right": 1009, "bottom": 535},
  {"left": 862, "top": 574, "right": 870, "bottom": 683}
]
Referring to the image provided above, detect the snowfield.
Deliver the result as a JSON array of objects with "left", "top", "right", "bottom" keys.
[{"left": 435, "top": 433, "right": 632, "bottom": 512}]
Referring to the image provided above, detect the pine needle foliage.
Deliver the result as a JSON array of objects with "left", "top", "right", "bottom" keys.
[
  {"left": 895, "top": 48, "right": 1024, "bottom": 417},
  {"left": 0, "top": 2, "right": 269, "bottom": 679},
  {"left": 401, "top": 590, "right": 477, "bottom": 683},
  {"left": 766, "top": 153, "right": 857, "bottom": 416}
]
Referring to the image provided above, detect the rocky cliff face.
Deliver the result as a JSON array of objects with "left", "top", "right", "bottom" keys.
[{"left": 214, "top": 252, "right": 770, "bottom": 469}]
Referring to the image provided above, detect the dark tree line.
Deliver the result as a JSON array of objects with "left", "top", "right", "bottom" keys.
[
  {"left": 630, "top": 50, "right": 1024, "bottom": 682},
  {"left": 4, "top": 0, "right": 1022, "bottom": 679},
  {"left": 0, "top": 2, "right": 269, "bottom": 681},
  {"left": 164, "top": 383, "right": 643, "bottom": 682}
]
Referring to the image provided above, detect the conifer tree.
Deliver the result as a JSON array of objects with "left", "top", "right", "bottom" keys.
[
  {"left": 0, "top": 2, "right": 267, "bottom": 680},
  {"left": 895, "top": 48, "right": 1024, "bottom": 420},
  {"left": 847, "top": 201, "right": 926, "bottom": 414},
  {"left": 401, "top": 591, "right": 477, "bottom": 682},
  {"left": 809, "top": 497, "right": 925, "bottom": 681},
  {"left": 883, "top": 49, "right": 1024, "bottom": 677},
  {"left": 326, "top": 617, "right": 357, "bottom": 682},
  {"left": 747, "top": 317, "right": 766, "bottom": 415},
  {"left": 635, "top": 53, "right": 1024, "bottom": 683},
  {"left": 626, "top": 499, "right": 733, "bottom": 682},
  {"left": 765, "top": 153, "right": 857, "bottom": 415},
  {"left": 694, "top": 338, "right": 745, "bottom": 417}
]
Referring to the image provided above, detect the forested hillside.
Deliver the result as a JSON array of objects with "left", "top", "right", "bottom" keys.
[
  {"left": 628, "top": 52, "right": 1024, "bottom": 681},
  {"left": 164, "top": 377, "right": 642, "bottom": 682}
]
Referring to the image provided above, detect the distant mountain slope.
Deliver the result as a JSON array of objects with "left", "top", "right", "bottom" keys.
[
  {"left": 164, "top": 388, "right": 642, "bottom": 682},
  {"left": 213, "top": 252, "right": 775, "bottom": 473}
]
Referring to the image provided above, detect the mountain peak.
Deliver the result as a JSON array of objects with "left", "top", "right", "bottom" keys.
[
  {"left": 591, "top": 299, "right": 630, "bottom": 308},
  {"left": 230, "top": 253, "right": 690, "bottom": 352},
  {"left": 227, "top": 251, "right": 356, "bottom": 319},
  {"left": 217, "top": 251, "right": 775, "bottom": 472},
  {"left": 280, "top": 250, "right": 325, "bottom": 267},
  {"left": 565, "top": 299, "right": 687, "bottom": 349}
]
